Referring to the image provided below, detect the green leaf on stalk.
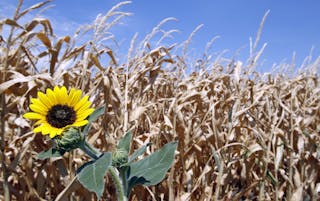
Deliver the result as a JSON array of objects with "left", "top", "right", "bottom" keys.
[
  {"left": 127, "top": 141, "right": 178, "bottom": 192},
  {"left": 77, "top": 152, "right": 112, "bottom": 198},
  {"left": 37, "top": 148, "right": 64, "bottom": 159},
  {"left": 117, "top": 131, "right": 132, "bottom": 153},
  {"left": 128, "top": 142, "right": 152, "bottom": 164},
  {"left": 82, "top": 106, "right": 105, "bottom": 135},
  {"left": 88, "top": 106, "right": 105, "bottom": 122}
]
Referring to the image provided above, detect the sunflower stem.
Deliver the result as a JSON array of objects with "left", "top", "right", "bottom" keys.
[
  {"left": 80, "top": 141, "right": 101, "bottom": 160},
  {"left": 79, "top": 141, "right": 127, "bottom": 201},
  {"left": 109, "top": 167, "right": 128, "bottom": 201},
  {"left": 119, "top": 166, "right": 129, "bottom": 197}
]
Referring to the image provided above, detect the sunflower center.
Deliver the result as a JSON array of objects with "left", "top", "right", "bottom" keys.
[{"left": 46, "top": 104, "right": 76, "bottom": 128}]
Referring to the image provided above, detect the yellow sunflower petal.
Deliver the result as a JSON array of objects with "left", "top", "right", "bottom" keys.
[
  {"left": 53, "top": 86, "right": 64, "bottom": 104},
  {"left": 31, "top": 98, "right": 49, "bottom": 110},
  {"left": 34, "top": 124, "right": 49, "bottom": 135},
  {"left": 30, "top": 98, "right": 37, "bottom": 104},
  {"left": 68, "top": 89, "right": 82, "bottom": 107},
  {"left": 67, "top": 88, "right": 76, "bottom": 105},
  {"left": 74, "top": 95, "right": 90, "bottom": 111},
  {"left": 59, "top": 86, "right": 68, "bottom": 104},
  {"left": 72, "top": 120, "right": 89, "bottom": 127},
  {"left": 76, "top": 101, "right": 91, "bottom": 113},
  {"left": 30, "top": 104, "right": 47, "bottom": 115},
  {"left": 33, "top": 125, "right": 43, "bottom": 133},
  {"left": 38, "top": 91, "right": 53, "bottom": 108},
  {"left": 46, "top": 88, "right": 57, "bottom": 105},
  {"left": 23, "top": 112, "right": 44, "bottom": 120},
  {"left": 56, "top": 128, "right": 63, "bottom": 135},
  {"left": 77, "top": 108, "right": 95, "bottom": 120},
  {"left": 53, "top": 86, "right": 61, "bottom": 103},
  {"left": 34, "top": 119, "right": 44, "bottom": 125},
  {"left": 41, "top": 123, "right": 53, "bottom": 135},
  {"left": 49, "top": 129, "right": 58, "bottom": 138}
]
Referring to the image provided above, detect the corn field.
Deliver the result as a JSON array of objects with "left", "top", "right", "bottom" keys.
[{"left": 0, "top": 1, "right": 319, "bottom": 201}]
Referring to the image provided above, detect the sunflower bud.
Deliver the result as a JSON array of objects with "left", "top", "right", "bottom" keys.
[
  {"left": 54, "top": 127, "right": 83, "bottom": 152},
  {"left": 112, "top": 148, "right": 128, "bottom": 167}
]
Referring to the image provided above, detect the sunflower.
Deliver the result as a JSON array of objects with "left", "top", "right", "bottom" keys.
[{"left": 24, "top": 86, "right": 94, "bottom": 138}]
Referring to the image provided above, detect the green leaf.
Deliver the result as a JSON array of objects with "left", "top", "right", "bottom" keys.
[
  {"left": 77, "top": 152, "right": 112, "bottom": 198},
  {"left": 127, "top": 141, "right": 178, "bottom": 192},
  {"left": 37, "top": 148, "right": 64, "bottom": 160},
  {"left": 88, "top": 106, "right": 105, "bottom": 122},
  {"left": 82, "top": 106, "right": 105, "bottom": 135},
  {"left": 128, "top": 142, "right": 152, "bottom": 164},
  {"left": 117, "top": 131, "right": 132, "bottom": 153}
]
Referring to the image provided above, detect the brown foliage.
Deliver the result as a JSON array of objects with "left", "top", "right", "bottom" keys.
[{"left": 0, "top": 1, "right": 319, "bottom": 201}]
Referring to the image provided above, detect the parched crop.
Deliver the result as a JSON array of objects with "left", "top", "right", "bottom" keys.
[{"left": 0, "top": 1, "right": 319, "bottom": 201}]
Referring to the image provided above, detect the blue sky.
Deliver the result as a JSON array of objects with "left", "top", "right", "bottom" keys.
[{"left": 1, "top": 0, "right": 320, "bottom": 72}]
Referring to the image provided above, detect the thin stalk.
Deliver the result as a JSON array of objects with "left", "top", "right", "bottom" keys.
[
  {"left": 79, "top": 141, "right": 101, "bottom": 160},
  {"left": 0, "top": 86, "right": 9, "bottom": 201},
  {"left": 287, "top": 98, "right": 294, "bottom": 199},
  {"left": 1, "top": 1, "right": 24, "bottom": 200},
  {"left": 275, "top": 145, "right": 279, "bottom": 201},
  {"left": 0, "top": 94, "right": 10, "bottom": 201},
  {"left": 79, "top": 141, "right": 127, "bottom": 201},
  {"left": 119, "top": 167, "right": 129, "bottom": 197},
  {"left": 213, "top": 149, "right": 223, "bottom": 201},
  {"left": 109, "top": 167, "right": 128, "bottom": 201},
  {"left": 259, "top": 132, "right": 272, "bottom": 201},
  {"left": 123, "top": 33, "right": 137, "bottom": 133}
]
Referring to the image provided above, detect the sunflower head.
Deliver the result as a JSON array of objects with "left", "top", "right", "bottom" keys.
[{"left": 24, "top": 86, "right": 94, "bottom": 138}]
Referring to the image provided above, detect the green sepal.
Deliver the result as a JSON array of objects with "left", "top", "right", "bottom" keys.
[
  {"left": 112, "top": 131, "right": 132, "bottom": 167},
  {"left": 112, "top": 148, "right": 129, "bottom": 167},
  {"left": 54, "top": 127, "right": 83, "bottom": 153}
]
